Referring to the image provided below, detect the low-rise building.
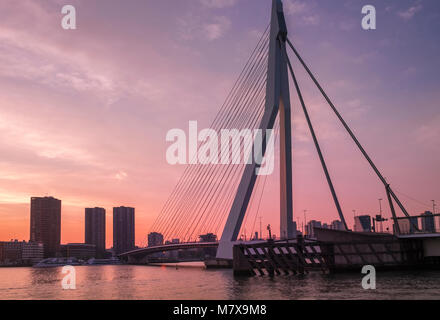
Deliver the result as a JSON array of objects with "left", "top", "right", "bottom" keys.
[
  {"left": 199, "top": 233, "right": 217, "bottom": 242},
  {"left": 22, "top": 242, "right": 44, "bottom": 264},
  {"left": 421, "top": 211, "right": 436, "bottom": 233},
  {"left": 331, "top": 220, "right": 345, "bottom": 231},
  {"left": 148, "top": 232, "right": 164, "bottom": 247},
  {"left": 0, "top": 240, "right": 44, "bottom": 265},
  {"left": 61, "top": 243, "right": 96, "bottom": 260},
  {"left": 306, "top": 221, "right": 322, "bottom": 238}
]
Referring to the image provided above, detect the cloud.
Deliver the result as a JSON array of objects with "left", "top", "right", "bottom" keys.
[
  {"left": 303, "top": 15, "right": 320, "bottom": 26},
  {"left": 204, "top": 16, "right": 231, "bottom": 40},
  {"left": 0, "top": 26, "right": 121, "bottom": 105},
  {"left": 284, "top": 0, "right": 320, "bottom": 26},
  {"left": 415, "top": 116, "right": 440, "bottom": 146},
  {"left": 351, "top": 51, "right": 378, "bottom": 65},
  {"left": 339, "top": 20, "right": 356, "bottom": 32},
  {"left": 284, "top": 0, "right": 307, "bottom": 15},
  {"left": 398, "top": 4, "right": 423, "bottom": 20},
  {"left": 344, "top": 99, "right": 370, "bottom": 119},
  {"left": 0, "top": 110, "right": 98, "bottom": 170},
  {"left": 199, "top": 0, "right": 237, "bottom": 8},
  {"left": 115, "top": 171, "right": 128, "bottom": 181},
  {"left": 178, "top": 15, "right": 231, "bottom": 41},
  {"left": 402, "top": 66, "right": 418, "bottom": 77}
]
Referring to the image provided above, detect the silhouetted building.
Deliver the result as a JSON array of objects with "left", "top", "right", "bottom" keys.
[
  {"left": 0, "top": 240, "right": 44, "bottom": 265},
  {"left": 354, "top": 215, "right": 372, "bottom": 233},
  {"left": 292, "top": 221, "right": 300, "bottom": 238},
  {"left": 306, "top": 220, "right": 322, "bottom": 238},
  {"left": 22, "top": 242, "right": 44, "bottom": 264},
  {"left": 199, "top": 234, "right": 217, "bottom": 258},
  {"left": 148, "top": 232, "right": 164, "bottom": 247},
  {"left": 422, "top": 211, "right": 435, "bottom": 233},
  {"left": 409, "top": 217, "right": 419, "bottom": 233},
  {"left": 396, "top": 216, "right": 419, "bottom": 234},
  {"left": 30, "top": 197, "right": 61, "bottom": 258},
  {"left": 331, "top": 220, "right": 345, "bottom": 231},
  {"left": 0, "top": 240, "right": 22, "bottom": 263},
  {"left": 199, "top": 233, "right": 217, "bottom": 242},
  {"left": 61, "top": 243, "right": 96, "bottom": 259},
  {"left": 113, "top": 207, "right": 135, "bottom": 254},
  {"left": 85, "top": 207, "right": 106, "bottom": 258}
]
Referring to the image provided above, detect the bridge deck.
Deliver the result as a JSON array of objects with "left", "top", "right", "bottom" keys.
[{"left": 118, "top": 242, "right": 219, "bottom": 261}]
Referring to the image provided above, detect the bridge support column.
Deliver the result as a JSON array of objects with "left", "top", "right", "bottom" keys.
[{"left": 217, "top": 0, "right": 293, "bottom": 260}]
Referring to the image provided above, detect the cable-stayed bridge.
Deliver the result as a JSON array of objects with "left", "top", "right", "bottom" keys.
[{"left": 120, "top": 0, "right": 431, "bottom": 264}]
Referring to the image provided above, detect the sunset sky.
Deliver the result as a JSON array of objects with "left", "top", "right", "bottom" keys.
[{"left": 0, "top": 0, "right": 439, "bottom": 247}]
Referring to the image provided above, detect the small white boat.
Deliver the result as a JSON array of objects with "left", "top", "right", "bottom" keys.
[
  {"left": 87, "top": 257, "right": 122, "bottom": 265},
  {"left": 33, "top": 257, "right": 83, "bottom": 268}
]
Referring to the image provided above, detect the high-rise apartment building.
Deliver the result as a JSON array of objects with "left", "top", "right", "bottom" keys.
[
  {"left": 85, "top": 207, "right": 106, "bottom": 258},
  {"left": 30, "top": 197, "right": 61, "bottom": 258},
  {"left": 113, "top": 207, "right": 135, "bottom": 254}
]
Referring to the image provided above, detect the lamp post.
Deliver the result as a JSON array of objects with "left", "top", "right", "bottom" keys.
[
  {"left": 259, "top": 216, "right": 262, "bottom": 240},
  {"left": 303, "top": 210, "right": 307, "bottom": 236},
  {"left": 378, "top": 198, "right": 383, "bottom": 232},
  {"left": 352, "top": 210, "right": 356, "bottom": 231}
]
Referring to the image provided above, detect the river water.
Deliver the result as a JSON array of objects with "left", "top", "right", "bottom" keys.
[{"left": 1, "top": 263, "right": 440, "bottom": 300}]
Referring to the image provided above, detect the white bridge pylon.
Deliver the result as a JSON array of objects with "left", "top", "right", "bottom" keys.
[{"left": 216, "top": 0, "right": 294, "bottom": 260}]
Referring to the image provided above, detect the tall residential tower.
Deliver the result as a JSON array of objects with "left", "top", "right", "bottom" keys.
[
  {"left": 113, "top": 207, "right": 135, "bottom": 255},
  {"left": 85, "top": 207, "right": 106, "bottom": 258},
  {"left": 30, "top": 197, "right": 61, "bottom": 258}
]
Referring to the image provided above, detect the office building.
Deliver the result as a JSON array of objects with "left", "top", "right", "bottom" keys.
[
  {"left": 148, "top": 232, "right": 164, "bottom": 247},
  {"left": 22, "top": 242, "right": 44, "bottom": 264},
  {"left": 396, "top": 216, "right": 419, "bottom": 234},
  {"left": 305, "top": 220, "right": 322, "bottom": 238},
  {"left": 165, "top": 238, "right": 180, "bottom": 245},
  {"left": 30, "top": 197, "right": 61, "bottom": 258},
  {"left": 354, "top": 215, "right": 372, "bottom": 233},
  {"left": 291, "top": 221, "right": 300, "bottom": 238},
  {"left": 0, "top": 240, "right": 23, "bottom": 263},
  {"left": 409, "top": 217, "right": 419, "bottom": 233},
  {"left": 85, "top": 207, "right": 106, "bottom": 258},
  {"left": 422, "top": 211, "right": 435, "bottom": 233},
  {"left": 331, "top": 220, "right": 345, "bottom": 231},
  {"left": 0, "top": 240, "right": 44, "bottom": 265},
  {"left": 199, "top": 233, "right": 217, "bottom": 242},
  {"left": 113, "top": 206, "right": 135, "bottom": 254},
  {"left": 61, "top": 243, "right": 96, "bottom": 259}
]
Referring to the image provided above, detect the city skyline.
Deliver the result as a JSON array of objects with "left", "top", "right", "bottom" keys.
[
  {"left": 4, "top": 193, "right": 436, "bottom": 250},
  {"left": 0, "top": 0, "right": 439, "bottom": 247}
]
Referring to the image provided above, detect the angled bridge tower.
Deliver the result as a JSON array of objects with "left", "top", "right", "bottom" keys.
[
  {"left": 141, "top": 0, "right": 415, "bottom": 263},
  {"left": 216, "top": 0, "right": 293, "bottom": 260}
]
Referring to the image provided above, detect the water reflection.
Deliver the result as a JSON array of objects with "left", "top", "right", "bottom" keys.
[{"left": 1, "top": 265, "right": 440, "bottom": 300}]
